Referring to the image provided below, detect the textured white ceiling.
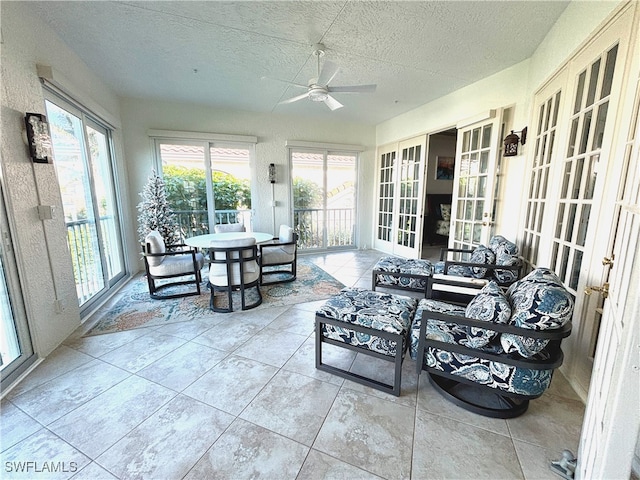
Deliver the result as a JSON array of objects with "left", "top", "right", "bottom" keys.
[{"left": 28, "top": 1, "right": 570, "bottom": 125}]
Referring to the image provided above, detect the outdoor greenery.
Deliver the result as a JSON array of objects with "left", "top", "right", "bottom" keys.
[{"left": 163, "top": 165, "right": 251, "bottom": 212}]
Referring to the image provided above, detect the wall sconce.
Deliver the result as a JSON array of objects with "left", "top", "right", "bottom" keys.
[
  {"left": 503, "top": 127, "right": 527, "bottom": 157},
  {"left": 268, "top": 163, "right": 276, "bottom": 184},
  {"left": 23, "top": 113, "right": 53, "bottom": 163}
]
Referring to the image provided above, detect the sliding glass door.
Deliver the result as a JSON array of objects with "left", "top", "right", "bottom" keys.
[
  {"left": 291, "top": 149, "right": 357, "bottom": 250},
  {"left": 155, "top": 140, "right": 253, "bottom": 236},
  {"left": 0, "top": 184, "right": 35, "bottom": 388},
  {"left": 45, "top": 96, "right": 125, "bottom": 310}
]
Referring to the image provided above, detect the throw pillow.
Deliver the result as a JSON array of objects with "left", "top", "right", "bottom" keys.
[
  {"left": 469, "top": 245, "right": 496, "bottom": 279},
  {"left": 462, "top": 281, "right": 511, "bottom": 348}
]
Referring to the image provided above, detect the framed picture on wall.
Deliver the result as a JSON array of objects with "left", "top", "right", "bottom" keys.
[{"left": 435, "top": 156, "right": 455, "bottom": 180}]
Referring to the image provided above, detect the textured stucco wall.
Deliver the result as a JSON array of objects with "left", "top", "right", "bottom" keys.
[
  {"left": 119, "top": 98, "right": 377, "bottom": 273},
  {"left": 0, "top": 3, "right": 124, "bottom": 356}
]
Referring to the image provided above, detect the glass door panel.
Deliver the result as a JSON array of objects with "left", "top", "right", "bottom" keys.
[
  {"left": 450, "top": 114, "right": 501, "bottom": 253},
  {"left": 159, "top": 142, "right": 253, "bottom": 236},
  {"left": 292, "top": 150, "right": 357, "bottom": 250},
  {"left": 47, "top": 101, "right": 105, "bottom": 305},
  {"left": 550, "top": 44, "right": 618, "bottom": 291},
  {"left": 209, "top": 146, "right": 252, "bottom": 227},
  {"left": 391, "top": 136, "right": 427, "bottom": 258},
  {"left": 374, "top": 144, "right": 397, "bottom": 251},
  {"left": 523, "top": 77, "right": 565, "bottom": 269},
  {"left": 46, "top": 97, "right": 125, "bottom": 309},
  {"left": 292, "top": 152, "right": 325, "bottom": 249},
  {"left": 86, "top": 123, "right": 124, "bottom": 283},
  {"left": 0, "top": 185, "right": 35, "bottom": 388}
]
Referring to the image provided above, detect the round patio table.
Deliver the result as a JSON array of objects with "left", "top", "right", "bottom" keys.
[{"left": 184, "top": 231, "right": 273, "bottom": 248}]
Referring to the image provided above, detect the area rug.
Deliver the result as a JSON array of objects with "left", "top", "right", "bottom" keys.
[{"left": 84, "top": 259, "right": 344, "bottom": 336}]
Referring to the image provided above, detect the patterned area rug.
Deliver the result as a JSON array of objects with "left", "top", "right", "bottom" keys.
[{"left": 84, "top": 259, "right": 344, "bottom": 336}]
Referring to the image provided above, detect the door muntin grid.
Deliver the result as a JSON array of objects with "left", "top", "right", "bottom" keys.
[
  {"left": 523, "top": 89, "right": 562, "bottom": 267},
  {"left": 551, "top": 44, "right": 618, "bottom": 292},
  {"left": 377, "top": 151, "right": 395, "bottom": 242},
  {"left": 396, "top": 145, "right": 421, "bottom": 248},
  {"left": 453, "top": 124, "right": 492, "bottom": 251}
]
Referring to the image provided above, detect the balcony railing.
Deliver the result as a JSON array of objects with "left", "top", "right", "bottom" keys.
[
  {"left": 174, "top": 209, "right": 252, "bottom": 238},
  {"left": 176, "top": 207, "right": 355, "bottom": 250},
  {"left": 294, "top": 208, "right": 355, "bottom": 249}
]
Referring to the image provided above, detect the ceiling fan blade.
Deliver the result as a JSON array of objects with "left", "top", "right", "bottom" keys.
[
  {"left": 261, "top": 76, "right": 308, "bottom": 89},
  {"left": 324, "top": 95, "right": 343, "bottom": 111},
  {"left": 328, "top": 84, "right": 377, "bottom": 93},
  {"left": 317, "top": 60, "right": 339, "bottom": 86},
  {"left": 279, "top": 92, "right": 310, "bottom": 105}
]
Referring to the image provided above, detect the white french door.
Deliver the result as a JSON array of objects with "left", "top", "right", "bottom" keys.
[
  {"left": 374, "top": 135, "right": 427, "bottom": 258},
  {"left": 520, "top": 3, "right": 635, "bottom": 405},
  {"left": 450, "top": 111, "right": 503, "bottom": 251},
  {"left": 522, "top": 72, "right": 567, "bottom": 269},
  {"left": 578, "top": 60, "right": 639, "bottom": 479}
]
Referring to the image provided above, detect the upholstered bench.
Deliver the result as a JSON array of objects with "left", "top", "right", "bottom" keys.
[
  {"left": 315, "top": 287, "right": 418, "bottom": 396},
  {"left": 372, "top": 256, "right": 433, "bottom": 296}
]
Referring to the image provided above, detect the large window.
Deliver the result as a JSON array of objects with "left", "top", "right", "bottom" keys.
[
  {"left": 291, "top": 148, "right": 358, "bottom": 250},
  {"left": 45, "top": 95, "right": 125, "bottom": 310},
  {"left": 154, "top": 138, "right": 255, "bottom": 236}
]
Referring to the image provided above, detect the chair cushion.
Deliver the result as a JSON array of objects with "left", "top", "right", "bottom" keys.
[
  {"left": 469, "top": 245, "right": 495, "bottom": 279},
  {"left": 433, "top": 261, "right": 471, "bottom": 277},
  {"left": 465, "top": 281, "right": 511, "bottom": 324},
  {"left": 410, "top": 299, "right": 466, "bottom": 360},
  {"left": 148, "top": 252, "right": 204, "bottom": 276},
  {"left": 317, "top": 287, "right": 417, "bottom": 357},
  {"left": 424, "top": 346, "right": 554, "bottom": 397},
  {"left": 373, "top": 256, "right": 433, "bottom": 290},
  {"left": 489, "top": 235, "right": 519, "bottom": 256},
  {"left": 506, "top": 268, "right": 574, "bottom": 330},
  {"left": 503, "top": 267, "right": 574, "bottom": 357},
  {"left": 262, "top": 246, "right": 295, "bottom": 265},
  {"left": 489, "top": 235, "right": 521, "bottom": 285},
  {"left": 214, "top": 223, "right": 245, "bottom": 233},
  {"left": 208, "top": 237, "right": 258, "bottom": 285},
  {"left": 278, "top": 225, "right": 294, "bottom": 243},
  {"left": 145, "top": 230, "right": 166, "bottom": 267}
]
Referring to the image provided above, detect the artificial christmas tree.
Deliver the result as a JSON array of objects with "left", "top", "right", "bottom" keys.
[{"left": 137, "top": 171, "right": 181, "bottom": 245}]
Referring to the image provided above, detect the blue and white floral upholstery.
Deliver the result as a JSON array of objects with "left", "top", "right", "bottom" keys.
[
  {"left": 316, "top": 287, "right": 418, "bottom": 396},
  {"left": 501, "top": 268, "right": 574, "bottom": 357},
  {"left": 489, "top": 236, "right": 521, "bottom": 285},
  {"left": 424, "top": 347, "right": 554, "bottom": 397},
  {"left": 434, "top": 235, "right": 522, "bottom": 286},
  {"left": 410, "top": 281, "right": 510, "bottom": 358},
  {"left": 414, "top": 268, "right": 573, "bottom": 417},
  {"left": 372, "top": 256, "right": 433, "bottom": 294},
  {"left": 469, "top": 245, "right": 496, "bottom": 278}
]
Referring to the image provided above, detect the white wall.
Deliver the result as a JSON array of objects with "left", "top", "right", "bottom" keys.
[
  {"left": 0, "top": 3, "right": 126, "bottom": 356},
  {"left": 119, "top": 98, "right": 377, "bottom": 271}
]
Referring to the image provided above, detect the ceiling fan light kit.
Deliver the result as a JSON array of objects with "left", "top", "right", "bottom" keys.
[{"left": 266, "top": 43, "right": 376, "bottom": 111}]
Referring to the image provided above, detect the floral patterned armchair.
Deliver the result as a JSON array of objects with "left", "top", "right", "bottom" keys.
[{"left": 412, "top": 267, "right": 573, "bottom": 418}]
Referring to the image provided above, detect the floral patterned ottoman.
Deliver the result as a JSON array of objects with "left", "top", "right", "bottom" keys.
[
  {"left": 315, "top": 287, "right": 418, "bottom": 396},
  {"left": 372, "top": 256, "right": 433, "bottom": 295}
]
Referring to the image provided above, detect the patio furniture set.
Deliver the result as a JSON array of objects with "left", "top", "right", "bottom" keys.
[
  {"left": 141, "top": 224, "right": 298, "bottom": 312},
  {"left": 315, "top": 236, "right": 574, "bottom": 418}
]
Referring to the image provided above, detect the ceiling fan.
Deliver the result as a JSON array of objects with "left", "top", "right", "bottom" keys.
[{"left": 265, "top": 43, "right": 376, "bottom": 111}]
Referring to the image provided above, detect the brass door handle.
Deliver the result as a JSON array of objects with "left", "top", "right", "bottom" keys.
[
  {"left": 602, "top": 256, "right": 614, "bottom": 266},
  {"left": 585, "top": 282, "right": 609, "bottom": 298}
]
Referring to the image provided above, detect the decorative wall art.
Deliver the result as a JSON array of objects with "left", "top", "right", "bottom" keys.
[{"left": 435, "top": 156, "right": 455, "bottom": 180}]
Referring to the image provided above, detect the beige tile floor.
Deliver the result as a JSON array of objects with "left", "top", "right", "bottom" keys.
[{"left": 1, "top": 249, "right": 585, "bottom": 480}]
